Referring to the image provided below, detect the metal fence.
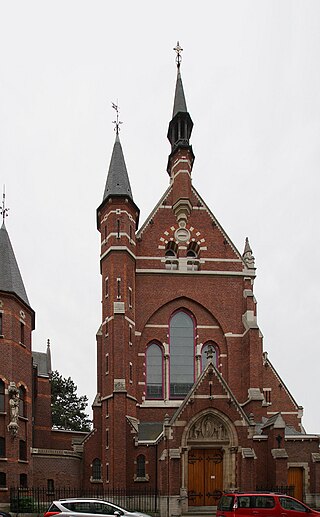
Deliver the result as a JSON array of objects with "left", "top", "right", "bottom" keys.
[
  {"left": 255, "top": 486, "right": 295, "bottom": 497},
  {"left": 10, "top": 487, "right": 159, "bottom": 514}
]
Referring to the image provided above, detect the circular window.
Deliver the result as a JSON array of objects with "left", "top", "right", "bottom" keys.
[{"left": 175, "top": 228, "right": 190, "bottom": 242}]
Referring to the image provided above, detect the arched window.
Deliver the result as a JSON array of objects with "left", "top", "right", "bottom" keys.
[
  {"left": 0, "top": 380, "right": 4, "bottom": 412},
  {"left": 187, "top": 242, "right": 200, "bottom": 270},
  {"left": 146, "top": 343, "right": 163, "bottom": 399},
  {"left": 136, "top": 454, "right": 146, "bottom": 478},
  {"left": 0, "top": 437, "right": 5, "bottom": 458},
  {"left": 92, "top": 458, "right": 102, "bottom": 481},
  {"left": 0, "top": 472, "right": 6, "bottom": 488},
  {"left": 201, "top": 342, "right": 219, "bottom": 370},
  {"left": 19, "top": 440, "right": 27, "bottom": 461},
  {"left": 170, "top": 311, "right": 195, "bottom": 398},
  {"left": 19, "top": 386, "right": 26, "bottom": 417},
  {"left": 165, "top": 242, "right": 178, "bottom": 270},
  {"left": 19, "top": 473, "right": 27, "bottom": 488}
]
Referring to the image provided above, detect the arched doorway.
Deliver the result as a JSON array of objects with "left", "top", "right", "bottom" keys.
[{"left": 183, "top": 411, "right": 238, "bottom": 507}]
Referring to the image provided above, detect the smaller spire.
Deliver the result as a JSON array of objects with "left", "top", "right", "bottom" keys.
[
  {"left": 46, "top": 339, "right": 52, "bottom": 374},
  {"left": 243, "top": 237, "right": 256, "bottom": 269},
  {"left": 167, "top": 42, "right": 194, "bottom": 173}
]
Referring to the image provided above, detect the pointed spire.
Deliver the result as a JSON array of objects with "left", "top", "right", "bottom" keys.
[
  {"left": 167, "top": 42, "right": 194, "bottom": 173},
  {"left": 102, "top": 132, "right": 133, "bottom": 202},
  {"left": 172, "top": 68, "right": 188, "bottom": 117},
  {"left": 0, "top": 223, "right": 30, "bottom": 307},
  {"left": 46, "top": 338, "right": 52, "bottom": 374},
  {"left": 243, "top": 237, "right": 256, "bottom": 270}
]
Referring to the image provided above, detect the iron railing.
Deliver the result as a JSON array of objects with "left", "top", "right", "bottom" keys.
[{"left": 10, "top": 487, "right": 159, "bottom": 514}]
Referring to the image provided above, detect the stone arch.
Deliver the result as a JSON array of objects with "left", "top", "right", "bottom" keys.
[{"left": 180, "top": 408, "right": 239, "bottom": 495}]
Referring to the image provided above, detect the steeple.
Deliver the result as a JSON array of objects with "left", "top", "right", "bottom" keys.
[
  {"left": 102, "top": 132, "right": 133, "bottom": 202},
  {"left": 167, "top": 42, "right": 194, "bottom": 174},
  {"left": 0, "top": 222, "right": 30, "bottom": 307},
  {"left": 97, "top": 105, "right": 139, "bottom": 231}
]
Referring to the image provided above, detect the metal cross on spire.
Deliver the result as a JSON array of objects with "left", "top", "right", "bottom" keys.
[
  {"left": 112, "top": 102, "right": 123, "bottom": 134},
  {"left": 173, "top": 41, "right": 183, "bottom": 69},
  {"left": 0, "top": 185, "right": 9, "bottom": 224}
]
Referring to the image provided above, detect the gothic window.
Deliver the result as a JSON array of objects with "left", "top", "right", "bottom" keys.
[
  {"left": 117, "top": 278, "right": 121, "bottom": 299},
  {"left": 146, "top": 343, "right": 163, "bottom": 399},
  {"left": 201, "top": 342, "right": 219, "bottom": 370},
  {"left": 129, "top": 362, "right": 133, "bottom": 383},
  {"left": 0, "top": 472, "right": 6, "bottom": 488},
  {"left": 170, "top": 311, "right": 194, "bottom": 398},
  {"left": 47, "top": 479, "right": 54, "bottom": 494},
  {"left": 19, "top": 439, "right": 27, "bottom": 461},
  {"left": 19, "top": 386, "right": 26, "bottom": 417},
  {"left": 0, "top": 380, "right": 4, "bottom": 412},
  {"left": 20, "top": 473, "right": 27, "bottom": 488},
  {"left": 117, "top": 219, "right": 120, "bottom": 238},
  {"left": 0, "top": 437, "right": 5, "bottom": 457},
  {"left": 136, "top": 454, "right": 146, "bottom": 478},
  {"left": 105, "top": 277, "right": 109, "bottom": 298},
  {"left": 20, "top": 322, "right": 25, "bottom": 344},
  {"left": 0, "top": 313, "right": 3, "bottom": 336},
  {"left": 92, "top": 458, "right": 102, "bottom": 481}
]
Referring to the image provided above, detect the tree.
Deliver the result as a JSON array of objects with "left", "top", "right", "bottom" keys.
[{"left": 51, "top": 370, "right": 92, "bottom": 431}]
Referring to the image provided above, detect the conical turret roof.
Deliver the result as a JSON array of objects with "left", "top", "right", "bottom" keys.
[
  {"left": 103, "top": 133, "right": 133, "bottom": 202},
  {"left": 0, "top": 222, "right": 30, "bottom": 307}
]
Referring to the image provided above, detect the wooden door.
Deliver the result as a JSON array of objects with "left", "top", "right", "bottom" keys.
[
  {"left": 288, "top": 467, "right": 304, "bottom": 501},
  {"left": 188, "top": 449, "right": 223, "bottom": 506}
]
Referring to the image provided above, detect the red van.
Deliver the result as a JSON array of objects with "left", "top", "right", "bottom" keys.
[{"left": 217, "top": 492, "right": 320, "bottom": 517}]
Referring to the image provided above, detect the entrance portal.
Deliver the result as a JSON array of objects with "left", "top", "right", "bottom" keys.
[{"left": 188, "top": 449, "right": 223, "bottom": 506}]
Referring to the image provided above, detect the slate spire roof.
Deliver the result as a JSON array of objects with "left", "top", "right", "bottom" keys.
[
  {"left": 172, "top": 68, "right": 188, "bottom": 117},
  {"left": 102, "top": 133, "right": 133, "bottom": 202},
  {"left": 0, "top": 222, "right": 30, "bottom": 307}
]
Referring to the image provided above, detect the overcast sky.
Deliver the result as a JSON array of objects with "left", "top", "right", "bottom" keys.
[{"left": 1, "top": 1, "right": 319, "bottom": 432}]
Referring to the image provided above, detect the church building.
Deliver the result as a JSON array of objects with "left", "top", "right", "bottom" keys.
[{"left": 1, "top": 47, "right": 320, "bottom": 513}]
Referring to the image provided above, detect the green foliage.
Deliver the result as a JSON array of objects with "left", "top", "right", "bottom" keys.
[{"left": 51, "top": 370, "right": 92, "bottom": 431}]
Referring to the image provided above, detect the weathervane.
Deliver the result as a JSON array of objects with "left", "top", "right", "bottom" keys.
[
  {"left": 0, "top": 185, "right": 9, "bottom": 224},
  {"left": 112, "top": 102, "right": 123, "bottom": 134},
  {"left": 173, "top": 41, "right": 183, "bottom": 69}
]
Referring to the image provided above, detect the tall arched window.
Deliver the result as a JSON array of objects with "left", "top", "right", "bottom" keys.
[
  {"left": 92, "top": 458, "right": 102, "bottom": 481},
  {"left": 170, "top": 311, "right": 195, "bottom": 398},
  {"left": 146, "top": 343, "right": 163, "bottom": 399},
  {"left": 0, "top": 472, "right": 6, "bottom": 488},
  {"left": 201, "top": 342, "right": 219, "bottom": 370},
  {"left": 0, "top": 380, "right": 4, "bottom": 412},
  {"left": 19, "top": 386, "right": 26, "bottom": 417},
  {"left": 136, "top": 454, "right": 146, "bottom": 478},
  {"left": 0, "top": 437, "right": 5, "bottom": 458}
]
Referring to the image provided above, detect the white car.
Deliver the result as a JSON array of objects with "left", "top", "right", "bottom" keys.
[{"left": 44, "top": 499, "right": 152, "bottom": 517}]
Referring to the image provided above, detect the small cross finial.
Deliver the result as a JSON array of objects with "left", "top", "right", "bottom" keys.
[
  {"left": 112, "top": 102, "right": 123, "bottom": 134},
  {"left": 0, "top": 185, "right": 9, "bottom": 224},
  {"left": 173, "top": 41, "right": 183, "bottom": 69}
]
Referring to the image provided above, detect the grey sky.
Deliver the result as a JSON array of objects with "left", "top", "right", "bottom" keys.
[{"left": 1, "top": 1, "right": 319, "bottom": 431}]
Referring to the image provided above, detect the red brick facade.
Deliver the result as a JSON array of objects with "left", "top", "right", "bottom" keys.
[{"left": 1, "top": 62, "right": 320, "bottom": 513}]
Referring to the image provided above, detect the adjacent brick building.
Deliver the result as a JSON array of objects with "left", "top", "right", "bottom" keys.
[{"left": 1, "top": 53, "right": 320, "bottom": 513}]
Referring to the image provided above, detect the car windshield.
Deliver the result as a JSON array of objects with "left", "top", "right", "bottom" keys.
[{"left": 218, "top": 496, "right": 234, "bottom": 511}]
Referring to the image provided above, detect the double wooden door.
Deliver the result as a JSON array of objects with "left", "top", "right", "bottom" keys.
[{"left": 188, "top": 448, "right": 223, "bottom": 506}]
